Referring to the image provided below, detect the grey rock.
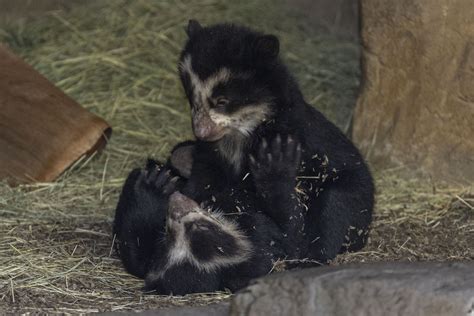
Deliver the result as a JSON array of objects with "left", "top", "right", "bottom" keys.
[
  {"left": 230, "top": 262, "right": 474, "bottom": 316},
  {"left": 100, "top": 302, "right": 229, "bottom": 316}
]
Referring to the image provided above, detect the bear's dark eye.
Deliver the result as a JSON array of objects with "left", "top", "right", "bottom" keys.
[
  {"left": 214, "top": 97, "right": 229, "bottom": 108},
  {"left": 187, "top": 221, "right": 211, "bottom": 232}
]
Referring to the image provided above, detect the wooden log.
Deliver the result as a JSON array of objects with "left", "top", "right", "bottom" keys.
[
  {"left": 0, "top": 45, "right": 111, "bottom": 185},
  {"left": 353, "top": 0, "right": 474, "bottom": 184}
]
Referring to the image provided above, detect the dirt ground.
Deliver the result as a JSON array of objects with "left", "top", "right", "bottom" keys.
[{"left": 0, "top": 0, "right": 472, "bottom": 313}]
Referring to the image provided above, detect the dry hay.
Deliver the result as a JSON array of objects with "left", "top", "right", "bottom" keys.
[
  {"left": 0, "top": 0, "right": 472, "bottom": 313},
  {"left": 335, "top": 169, "right": 473, "bottom": 264}
]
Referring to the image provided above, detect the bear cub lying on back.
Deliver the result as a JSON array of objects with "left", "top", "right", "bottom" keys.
[{"left": 114, "top": 159, "right": 289, "bottom": 295}]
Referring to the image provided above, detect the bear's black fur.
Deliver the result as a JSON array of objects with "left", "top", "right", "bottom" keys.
[
  {"left": 114, "top": 160, "right": 289, "bottom": 295},
  {"left": 113, "top": 160, "right": 184, "bottom": 278},
  {"left": 177, "top": 20, "right": 374, "bottom": 263}
]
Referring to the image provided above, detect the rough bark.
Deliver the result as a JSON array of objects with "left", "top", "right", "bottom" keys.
[{"left": 353, "top": 0, "right": 474, "bottom": 184}]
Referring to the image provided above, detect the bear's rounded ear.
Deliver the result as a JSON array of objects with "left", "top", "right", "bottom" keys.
[
  {"left": 253, "top": 34, "right": 280, "bottom": 61},
  {"left": 186, "top": 19, "right": 202, "bottom": 38}
]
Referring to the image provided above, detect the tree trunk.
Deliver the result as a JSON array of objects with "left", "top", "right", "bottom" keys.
[{"left": 353, "top": 0, "right": 474, "bottom": 184}]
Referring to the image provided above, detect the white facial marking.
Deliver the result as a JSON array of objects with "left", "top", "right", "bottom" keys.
[
  {"left": 217, "top": 132, "right": 247, "bottom": 172},
  {"left": 180, "top": 55, "right": 231, "bottom": 112},
  {"left": 152, "top": 209, "right": 252, "bottom": 280},
  {"left": 208, "top": 103, "right": 270, "bottom": 135},
  {"left": 214, "top": 103, "right": 271, "bottom": 172},
  {"left": 180, "top": 54, "right": 273, "bottom": 169},
  {"left": 180, "top": 54, "right": 271, "bottom": 134}
]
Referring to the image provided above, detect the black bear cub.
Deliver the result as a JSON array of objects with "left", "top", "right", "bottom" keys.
[
  {"left": 114, "top": 160, "right": 288, "bottom": 295},
  {"left": 178, "top": 20, "right": 374, "bottom": 263}
]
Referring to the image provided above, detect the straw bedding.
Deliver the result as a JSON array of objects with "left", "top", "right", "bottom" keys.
[{"left": 0, "top": 0, "right": 472, "bottom": 313}]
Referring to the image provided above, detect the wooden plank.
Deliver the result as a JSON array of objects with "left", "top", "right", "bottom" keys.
[{"left": 0, "top": 44, "right": 111, "bottom": 184}]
